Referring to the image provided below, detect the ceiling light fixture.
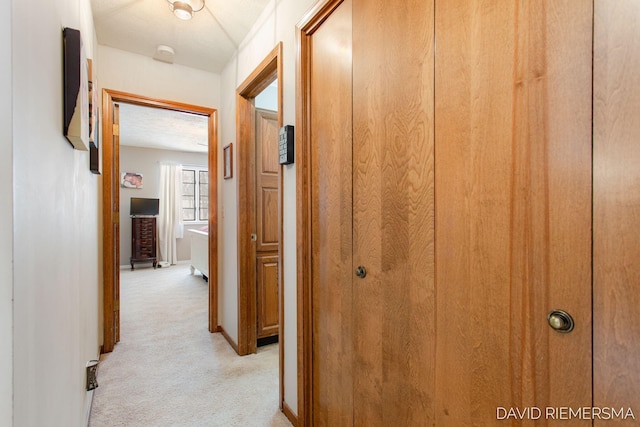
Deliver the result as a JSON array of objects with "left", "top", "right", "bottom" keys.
[
  {"left": 153, "top": 45, "right": 175, "bottom": 64},
  {"left": 166, "top": 0, "right": 205, "bottom": 20}
]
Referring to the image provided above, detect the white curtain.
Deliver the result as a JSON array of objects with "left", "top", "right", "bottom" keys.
[{"left": 158, "top": 162, "right": 183, "bottom": 264}]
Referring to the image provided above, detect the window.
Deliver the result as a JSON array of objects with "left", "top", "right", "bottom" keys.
[{"left": 182, "top": 166, "right": 208, "bottom": 222}]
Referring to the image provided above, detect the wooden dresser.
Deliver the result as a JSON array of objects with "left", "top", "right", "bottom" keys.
[{"left": 130, "top": 217, "right": 157, "bottom": 270}]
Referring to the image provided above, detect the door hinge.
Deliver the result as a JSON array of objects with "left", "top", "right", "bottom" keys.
[
  {"left": 112, "top": 124, "right": 120, "bottom": 136},
  {"left": 114, "top": 212, "right": 119, "bottom": 224},
  {"left": 114, "top": 299, "right": 119, "bottom": 312}
]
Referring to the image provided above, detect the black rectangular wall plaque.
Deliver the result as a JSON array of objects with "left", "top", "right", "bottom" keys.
[
  {"left": 63, "top": 27, "right": 89, "bottom": 151},
  {"left": 279, "top": 125, "right": 294, "bottom": 165}
]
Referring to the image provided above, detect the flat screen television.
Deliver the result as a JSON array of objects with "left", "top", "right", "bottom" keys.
[{"left": 130, "top": 197, "right": 159, "bottom": 216}]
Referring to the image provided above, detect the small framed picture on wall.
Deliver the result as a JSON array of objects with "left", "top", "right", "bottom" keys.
[{"left": 121, "top": 172, "right": 143, "bottom": 189}]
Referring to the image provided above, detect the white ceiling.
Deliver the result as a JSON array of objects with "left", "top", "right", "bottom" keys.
[
  {"left": 92, "top": 0, "right": 271, "bottom": 153},
  {"left": 118, "top": 103, "right": 209, "bottom": 153},
  {"left": 92, "top": 0, "right": 271, "bottom": 73}
]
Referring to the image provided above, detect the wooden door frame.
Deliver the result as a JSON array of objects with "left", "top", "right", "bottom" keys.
[
  {"left": 235, "top": 42, "right": 283, "bottom": 393},
  {"left": 101, "top": 89, "right": 219, "bottom": 353},
  {"left": 295, "top": 1, "right": 345, "bottom": 425}
]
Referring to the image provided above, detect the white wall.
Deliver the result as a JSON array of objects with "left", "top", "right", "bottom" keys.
[
  {"left": 119, "top": 146, "right": 208, "bottom": 264},
  {"left": 219, "top": 0, "right": 316, "bottom": 415},
  {"left": 98, "top": 46, "right": 221, "bottom": 109},
  {"left": 1, "top": 0, "right": 13, "bottom": 425},
  {"left": 11, "top": 0, "right": 100, "bottom": 425},
  {"left": 219, "top": 55, "right": 240, "bottom": 347}
]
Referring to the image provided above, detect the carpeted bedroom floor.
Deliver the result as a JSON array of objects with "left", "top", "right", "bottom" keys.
[{"left": 89, "top": 262, "right": 292, "bottom": 427}]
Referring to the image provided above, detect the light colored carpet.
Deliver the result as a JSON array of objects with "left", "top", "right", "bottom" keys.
[{"left": 89, "top": 263, "right": 292, "bottom": 427}]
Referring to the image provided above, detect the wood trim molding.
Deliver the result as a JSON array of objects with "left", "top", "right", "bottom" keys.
[
  {"left": 101, "top": 89, "right": 116, "bottom": 353},
  {"left": 236, "top": 44, "right": 281, "bottom": 96},
  {"left": 218, "top": 325, "right": 240, "bottom": 354},
  {"left": 235, "top": 88, "right": 256, "bottom": 356},
  {"left": 275, "top": 47, "right": 285, "bottom": 416},
  {"left": 295, "top": 1, "right": 345, "bottom": 425},
  {"left": 207, "top": 110, "right": 219, "bottom": 333},
  {"left": 235, "top": 42, "right": 283, "bottom": 356},
  {"left": 101, "top": 89, "right": 218, "bottom": 353},
  {"left": 282, "top": 401, "right": 298, "bottom": 427},
  {"left": 235, "top": 43, "right": 285, "bottom": 410},
  {"left": 102, "top": 90, "right": 215, "bottom": 115}
]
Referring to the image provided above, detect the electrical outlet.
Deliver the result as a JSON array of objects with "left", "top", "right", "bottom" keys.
[{"left": 86, "top": 360, "right": 99, "bottom": 391}]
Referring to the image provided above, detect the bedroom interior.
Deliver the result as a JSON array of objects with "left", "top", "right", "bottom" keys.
[{"left": 117, "top": 102, "right": 210, "bottom": 269}]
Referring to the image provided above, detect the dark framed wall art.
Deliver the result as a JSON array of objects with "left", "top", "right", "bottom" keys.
[{"left": 63, "top": 27, "right": 89, "bottom": 151}]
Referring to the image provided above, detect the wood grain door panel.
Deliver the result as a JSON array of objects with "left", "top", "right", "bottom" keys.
[
  {"left": 258, "top": 187, "right": 278, "bottom": 249},
  {"left": 257, "top": 255, "right": 279, "bottom": 338},
  {"left": 256, "top": 109, "right": 279, "bottom": 254},
  {"left": 593, "top": 0, "right": 640, "bottom": 416},
  {"left": 351, "top": 0, "right": 435, "bottom": 425},
  {"left": 309, "top": 1, "right": 354, "bottom": 424},
  {"left": 435, "top": 1, "right": 593, "bottom": 423}
]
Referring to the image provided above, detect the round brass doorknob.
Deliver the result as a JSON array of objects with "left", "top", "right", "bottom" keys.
[
  {"left": 547, "top": 309, "right": 574, "bottom": 333},
  {"left": 355, "top": 266, "right": 366, "bottom": 278}
]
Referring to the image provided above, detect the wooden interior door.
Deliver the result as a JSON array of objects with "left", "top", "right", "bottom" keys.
[
  {"left": 308, "top": 0, "right": 436, "bottom": 424},
  {"left": 593, "top": 0, "right": 640, "bottom": 417},
  {"left": 308, "top": 0, "right": 354, "bottom": 424},
  {"left": 434, "top": 1, "right": 593, "bottom": 423},
  {"left": 255, "top": 108, "right": 279, "bottom": 339},
  {"left": 351, "top": 0, "right": 436, "bottom": 424}
]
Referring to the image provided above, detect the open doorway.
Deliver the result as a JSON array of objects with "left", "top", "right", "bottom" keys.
[
  {"left": 235, "top": 43, "right": 285, "bottom": 408},
  {"left": 101, "top": 89, "right": 218, "bottom": 353},
  {"left": 118, "top": 102, "right": 209, "bottom": 273}
]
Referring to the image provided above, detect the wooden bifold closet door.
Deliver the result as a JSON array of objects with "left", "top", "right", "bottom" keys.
[
  {"left": 435, "top": 1, "right": 593, "bottom": 423},
  {"left": 309, "top": 0, "right": 435, "bottom": 424},
  {"left": 300, "top": 0, "right": 639, "bottom": 425}
]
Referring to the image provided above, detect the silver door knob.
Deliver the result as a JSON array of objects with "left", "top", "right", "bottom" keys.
[
  {"left": 547, "top": 309, "right": 574, "bottom": 333},
  {"left": 355, "top": 266, "right": 366, "bottom": 278}
]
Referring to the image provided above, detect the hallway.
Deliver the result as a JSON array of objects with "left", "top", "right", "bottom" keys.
[{"left": 89, "top": 263, "right": 291, "bottom": 426}]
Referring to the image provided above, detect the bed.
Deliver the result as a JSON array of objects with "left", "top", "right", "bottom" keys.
[{"left": 188, "top": 227, "right": 208, "bottom": 281}]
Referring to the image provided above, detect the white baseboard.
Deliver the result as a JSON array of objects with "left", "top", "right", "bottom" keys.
[
  {"left": 84, "top": 389, "right": 94, "bottom": 427},
  {"left": 119, "top": 260, "right": 191, "bottom": 270}
]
